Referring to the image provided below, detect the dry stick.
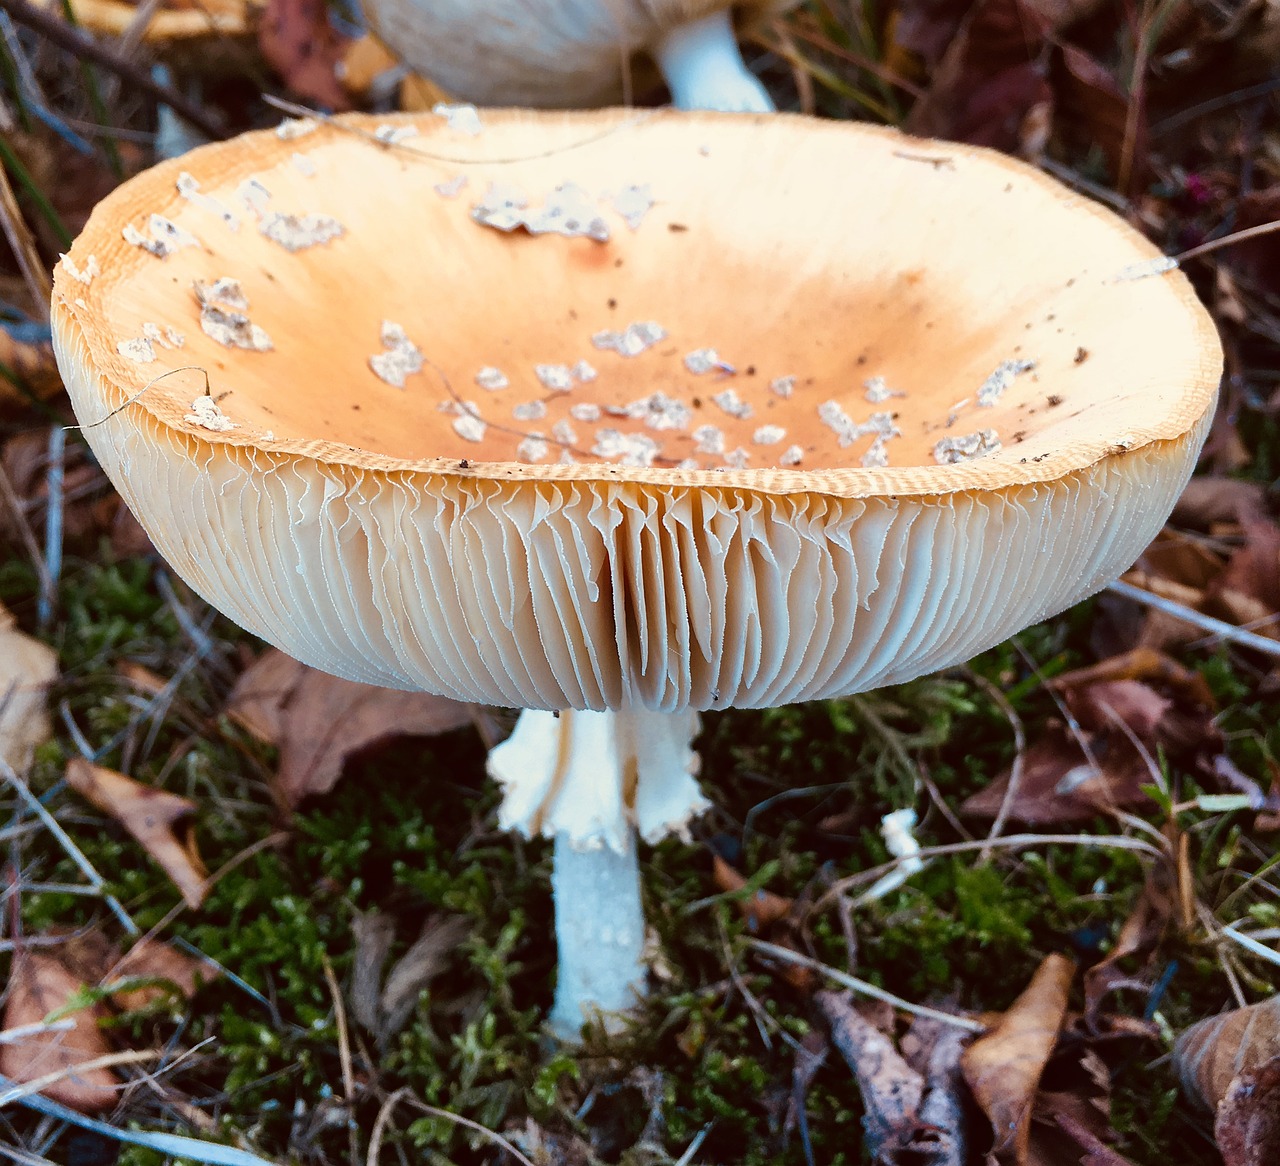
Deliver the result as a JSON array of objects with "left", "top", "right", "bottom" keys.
[
  {"left": 0, "top": 0, "right": 225, "bottom": 140},
  {"left": 1106, "top": 579, "right": 1280, "bottom": 659},
  {"left": 394, "top": 1093, "right": 537, "bottom": 1166},
  {"left": 1175, "top": 218, "right": 1280, "bottom": 263},
  {"left": 321, "top": 955, "right": 361, "bottom": 1166},
  {"left": 750, "top": 941, "right": 986, "bottom": 1033},
  {"left": 815, "top": 832, "right": 1166, "bottom": 911},
  {"left": 968, "top": 672, "right": 1026, "bottom": 862},
  {"left": 366, "top": 1088, "right": 407, "bottom": 1166},
  {"left": 0, "top": 156, "right": 49, "bottom": 315}
]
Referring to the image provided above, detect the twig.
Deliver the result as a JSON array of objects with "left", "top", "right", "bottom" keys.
[
  {"left": 0, "top": 760, "right": 139, "bottom": 936},
  {"left": 969, "top": 673, "right": 1026, "bottom": 862},
  {"left": 394, "top": 1093, "right": 537, "bottom": 1166},
  {"left": 0, "top": 154, "right": 49, "bottom": 315},
  {"left": 38, "top": 424, "right": 63, "bottom": 631},
  {"left": 749, "top": 941, "right": 986, "bottom": 1033},
  {"left": 0, "top": 1049, "right": 156, "bottom": 1106},
  {"left": 366, "top": 1088, "right": 406, "bottom": 1166},
  {"left": 0, "top": 0, "right": 225, "bottom": 140},
  {"left": 1174, "top": 219, "right": 1280, "bottom": 265},
  {"left": 815, "top": 832, "right": 1165, "bottom": 910},
  {"left": 321, "top": 954, "right": 361, "bottom": 1166},
  {"left": 1106, "top": 579, "right": 1280, "bottom": 658}
]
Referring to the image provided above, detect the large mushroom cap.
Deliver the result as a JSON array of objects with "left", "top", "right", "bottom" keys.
[
  {"left": 362, "top": 0, "right": 798, "bottom": 107},
  {"left": 52, "top": 109, "right": 1221, "bottom": 712}
]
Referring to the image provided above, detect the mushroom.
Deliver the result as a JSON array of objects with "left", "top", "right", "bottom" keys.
[
  {"left": 361, "top": 1, "right": 796, "bottom": 111},
  {"left": 51, "top": 109, "right": 1221, "bottom": 1037}
]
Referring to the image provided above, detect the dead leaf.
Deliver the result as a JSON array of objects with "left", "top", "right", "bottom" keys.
[
  {"left": 226, "top": 648, "right": 476, "bottom": 808},
  {"left": 1175, "top": 994, "right": 1280, "bottom": 1113},
  {"left": 110, "top": 939, "right": 220, "bottom": 1011},
  {"left": 817, "top": 990, "right": 924, "bottom": 1163},
  {"left": 378, "top": 915, "right": 470, "bottom": 1043},
  {"left": 1172, "top": 479, "right": 1267, "bottom": 532},
  {"left": 1215, "top": 1056, "right": 1280, "bottom": 1166},
  {"left": 711, "top": 854, "right": 794, "bottom": 933},
  {"left": 962, "top": 953, "right": 1074, "bottom": 1164},
  {"left": 0, "top": 601, "right": 57, "bottom": 773},
  {"left": 1083, "top": 856, "right": 1178, "bottom": 1028},
  {"left": 258, "top": 0, "right": 352, "bottom": 109},
  {"left": 0, "top": 322, "right": 61, "bottom": 411},
  {"left": 65, "top": 759, "right": 208, "bottom": 909},
  {"left": 960, "top": 722, "right": 1154, "bottom": 825},
  {"left": 0, "top": 949, "right": 118, "bottom": 1112}
]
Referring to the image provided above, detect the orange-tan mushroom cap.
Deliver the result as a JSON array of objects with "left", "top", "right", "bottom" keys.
[{"left": 51, "top": 109, "right": 1221, "bottom": 712}]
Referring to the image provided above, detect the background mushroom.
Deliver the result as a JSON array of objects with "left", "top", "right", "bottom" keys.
[
  {"left": 51, "top": 108, "right": 1221, "bottom": 1036},
  {"left": 360, "top": 1, "right": 797, "bottom": 112}
]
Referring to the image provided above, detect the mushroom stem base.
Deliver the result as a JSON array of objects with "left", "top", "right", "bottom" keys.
[
  {"left": 652, "top": 9, "right": 775, "bottom": 113},
  {"left": 548, "top": 829, "right": 646, "bottom": 1040}
]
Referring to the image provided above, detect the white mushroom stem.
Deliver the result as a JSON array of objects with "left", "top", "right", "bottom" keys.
[
  {"left": 486, "top": 707, "right": 707, "bottom": 1039},
  {"left": 652, "top": 9, "right": 775, "bottom": 113}
]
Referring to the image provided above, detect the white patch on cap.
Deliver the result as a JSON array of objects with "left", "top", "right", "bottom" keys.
[
  {"left": 141, "top": 322, "right": 183, "bottom": 349},
  {"left": 977, "top": 359, "right": 1036, "bottom": 407},
  {"left": 593, "top": 429, "right": 660, "bottom": 467},
  {"left": 176, "top": 172, "right": 239, "bottom": 230},
  {"left": 692, "top": 424, "right": 725, "bottom": 455},
  {"left": 452, "top": 405, "right": 487, "bottom": 442},
  {"left": 610, "top": 184, "right": 654, "bottom": 230},
  {"left": 570, "top": 359, "right": 597, "bottom": 383},
  {"left": 516, "top": 433, "right": 549, "bottom": 462},
  {"left": 535, "top": 364, "right": 575, "bottom": 392},
  {"left": 434, "top": 175, "right": 468, "bottom": 199},
  {"left": 623, "top": 392, "right": 691, "bottom": 431},
  {"left": 1112, "top": 256, "right": 1178, "bottom": 281},
  {"left": 260, "top": 211, "right": 344, "bottom": 251},
  {"left": 724, "top": 447, "right": 749, "bottom": 469},
  {"left": 235, "top": 177, "right": 272, "bottom": 217},
  {"left": 369, "top": 320, "right": 424, "bottom": 388},
  {"left": 551, "top": 420, "right": 576, "bottom": 445},
  {"left": 769, "top": 375, "right": 795, "bottom": 398},
  {"left": 592, "top": 321, "right": 666, "bottom": 357},
  {"left": 934, "top": 429, "right": 1002, "bottom": 464},
  {"left": 512, "top": 400, "right": 547, "bottom": 421},
  {"left": 752, "top": 425, "right": 785, "bottom": 445},
  {"left": 472, "top": 181, "right": 608, "bottom": 241},
  {"left": 864, "top": 376, "right": 904, "bottom": 403},
  {"left": 433, "top": 102, "right": 483, "bottom": 136},
  {"left": 122, "top": 215, "right": 199, "bottom": 258},
  {"left": 185, "top": 395, "right": 236, "bottom": 431},
  {"left": 291, "top": 153, "right": 317, "bottom": 177},
  {"left": 60, "top": 253, "right": 100, "bottom": 285},
  {"left": 779, "top": 444, "right": 804, "bottom": 466},
  {"left": 711, "top": 389, "right": 752, "bottom": 419},
  {"left": 194, "top": 278, "right": 273, "bottom": 352},
  {"left": 570, "top": 403, "right": 602, "bottom": 422},
  {"left": 275, "top": 116, "right": 319, "bottom": 140},
  {"left": 685, "top": 347, "right": 732, "bottom": 375},
  {"left": 475, "top": 366, "right": 509, "bottom": 391},
  {"left": 374, "top": 124, "right": 418, "bottom": 145},
  {"left": 117, "top": 337, "right": 156, "bottom": 363}
]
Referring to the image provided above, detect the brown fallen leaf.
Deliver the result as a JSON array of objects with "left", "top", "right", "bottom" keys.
[
  {"left": 0, "top": 323, "right": 61, "bottom": 411},
  {"left": 1175, "top": 994, "right": 1280, "bottom": 1114},
  {"left": 65, "top": 759, "right": 208, "bottom": 909},
  {"left": 0, "top": 949, "right": 118, "bottom": 1112},
  {"left": 226, "top": 648, "right": 475, "bottom": 808},
  {"left": 110, "top": 938, "right": 220, "bottom": 1011},
  {"left": 817, "top": 990, "right": 955, "bottom": 1164},
  {"left": 962, "top": 953, "right": 1074, "bottom": 1164},
  {"left": 258, "top": 0, "right": 352, "bottom": 109},
  {"left": 0, "top": 601, "right": 57, "bottom": 773},
  {"left": 711, "top": 854, "right": 794, "bottom": 934}
]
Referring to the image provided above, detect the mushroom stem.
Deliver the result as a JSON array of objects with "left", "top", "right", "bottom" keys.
[
  {"left": 651, "top": 9, "right": 775, "bottom": 113},
  {"left": 487, "top": 707, "right": 708, "bottom": 1037},
  {"left": 548, "top": 828, "right": 646, "bottom": 1039}
]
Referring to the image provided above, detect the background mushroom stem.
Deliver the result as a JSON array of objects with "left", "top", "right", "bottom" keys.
[
  {"left": 487, "top": 707, "right": 707, "bottom": 1037},
  {"left": 651, "top": 9, "right": 774, "bottom": 113}
]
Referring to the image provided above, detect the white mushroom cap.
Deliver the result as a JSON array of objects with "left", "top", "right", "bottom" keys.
[
  {"left": 51, "top": 110, "right": 1221, "bottom": 714},
  {"left": 362, "top": 0, "right": 798, "bottom": 108}
]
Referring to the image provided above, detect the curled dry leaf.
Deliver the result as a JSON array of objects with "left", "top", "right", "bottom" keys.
[
  {"left": 65, "top": 759, "right": 208, "bottom": 909},
  {"left": 0, "top": 601, "right": 57, "bottom": 773},
  {"left": 0, "top": 949, "right": 118, "bottom": 1112},
  {"left": 817, "top": 990, "right": 960, "bottom": 1165},
  {"left": 711, "top": 854, "right": 794, "bottom": 933},
  {"left": 961, "top": 952, "right": 1074, "bottom": 1165},
  {"left": 226, "top": 648, "right": 475, "bottom": 808},
  {"left": 1175, "top": 994, "right": 1280, "bottom": 1113}
]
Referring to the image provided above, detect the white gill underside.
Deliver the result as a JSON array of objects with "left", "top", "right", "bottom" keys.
[{"left": 61, "top": 347, "right": 1204, "bottom": 714}]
